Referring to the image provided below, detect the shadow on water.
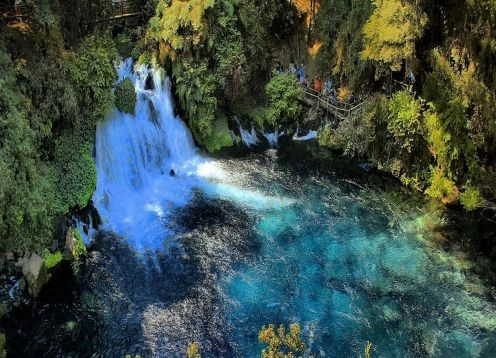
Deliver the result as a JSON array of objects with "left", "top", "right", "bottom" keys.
[{"left": 4, "top": 193, "right": 260, "bottom": 357}]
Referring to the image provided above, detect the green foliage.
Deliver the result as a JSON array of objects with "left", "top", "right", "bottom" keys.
[
  {"left": 258, "top": 323, "right": 305, "bottom": 358},
  {"left": 316, "top": 0, "right": 373, "bottom": 89},
  {"left": 214, "top": 31, "right": 248, "bottom": 102},
  {"left": 362, "top": 94, "right": 391, "bottom": 163},
  {"left": 148, "top": 0, "right": 216, "bottom": 60},
  {"left": 317, "top": 125, "right": 335, "bottom": 148},
  {"left": 361, "top": 0, "right": 427, "bottom": 72},
  {"left": 0, "top": 333, "right": 5, "bottom": 358},
  {"left": 51, "top": 137, "right": 97, "bottom": 214},
  {"left": 173, "top": 59, "right": 217, "bottom": 141},
  {"left": 333, "top": 114, "right": 372, "bottom": 158},
  {"left": 425, "top": 167, "right": 457, "bottom": 201},
  {"left": 262, "top": 73, "right": 303, "bottom": 127},
  {"left": 387, "top": 90, "right": 426, "bottom": 158},
  {"left": 66, "top": 35, "right": 117, "bottom": 124},
  {"left": 203, "top": 116, "right": 233, "bottom": 152},
  {"left": 0, "top": 48, "right": 54, "bottom": 252},
  {"left": 460, "top": 186, "right": 483, "bottom": 211},
  {"left": 115, "top": 78, "right": 137, "bottom": 114},
  {"left": 72, "top": 229, "right": 87, "bottom": 259},
  {"left": 43, "top": 249, "right": 63, "bottom": 269}
]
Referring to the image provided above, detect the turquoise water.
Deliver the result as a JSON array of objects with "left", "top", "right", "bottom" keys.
[{"left": 220, "top": 154, "right": 496, "bottom": 357}]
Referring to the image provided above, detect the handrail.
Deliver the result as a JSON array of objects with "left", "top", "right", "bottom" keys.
[
  {"left": 302, "top": 87, "right": 367, "bottom": 122},
  {"left": 111, "top": 0, "right": 141, "bottom": 19}
]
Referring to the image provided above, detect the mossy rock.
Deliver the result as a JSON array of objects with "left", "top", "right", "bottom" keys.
[{"left": 115, "top": 78, "right": 136, "bottom": 114}]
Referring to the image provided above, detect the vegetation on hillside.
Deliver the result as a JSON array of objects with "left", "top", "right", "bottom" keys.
[{"left": 315, "top": 0, "right": 496, "bottom": 210}]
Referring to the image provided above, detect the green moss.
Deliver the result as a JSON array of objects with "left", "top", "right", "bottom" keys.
[
  {"left": 203, "top": 116, "right": 233, "bottom": 152},
  {"left": 115, "top": 78, "right": 136, "bottom": 114},
  {"left": 43, "top": 249, "right": 63, "bottom": 269}
]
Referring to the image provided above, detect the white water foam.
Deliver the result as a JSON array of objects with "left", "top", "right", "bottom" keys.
[{"left": 293, "top": 130, "right": 317, "bottom": 141}]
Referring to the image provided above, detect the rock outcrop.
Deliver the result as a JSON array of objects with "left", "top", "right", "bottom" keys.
[{"left": 16, "top": 253, "right": 48, "bottom": 297}]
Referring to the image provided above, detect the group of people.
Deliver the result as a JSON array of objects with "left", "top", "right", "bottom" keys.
[{"left": 274, "top": 62, "right": 358, "bottom": 104}]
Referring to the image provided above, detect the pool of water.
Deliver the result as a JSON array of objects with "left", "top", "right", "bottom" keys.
[{"left": 218, "top": 149, "right": 496, "bottom": 357}]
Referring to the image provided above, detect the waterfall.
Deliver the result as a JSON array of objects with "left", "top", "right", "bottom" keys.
[
  {"left": 93, "top": 59, "right": 206, "bottom": 250},
  {"left": 262, "top": 130, "right": 284, "bottom": 147},
  {"left": 293, "top": 130, "right": 318, "bottom": 141},
  {"left": 92, "top": 60, "right": 294, "bottom": 250},
  {"left": 235, "top": 117, "right": 259, "bottom": 147}
]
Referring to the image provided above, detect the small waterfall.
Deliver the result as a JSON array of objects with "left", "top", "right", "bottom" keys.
[
  {"left": 235, "top": 118, "right": 259, "bottom": 147},
  {"left": 262, "top": 130, "right": 284, "bottom": 147},
  {"left": 293, "top": 130, "right": 317, "bottom": 141}
]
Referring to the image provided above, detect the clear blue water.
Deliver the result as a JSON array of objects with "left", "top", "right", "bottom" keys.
[{"left": 217, "top": 155, "right": 496, "bottom": 357}]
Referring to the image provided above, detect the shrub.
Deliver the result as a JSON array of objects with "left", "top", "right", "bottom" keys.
[
  {"left": 425, "top": 167, "right": 458, "bottom": 202},
  {"left": 115, "top": 78, "right": 136, "bottom": 114},
  {"left": 52, "top": 136, "right": 96, "bottom": 214},
  {"left": 263, "top": 73, "right": 303, "bottom": 127},
  {"left": 73, "top": 229, "right": 87, "bottom": 259},
  {"left": 460, "top": 186, "right": 483, "bottom": 211},
  {"left": 43, "top": 249, "right": 63, "bottom": 269},
  {"left": 203, "top": 116, "right": 233, "bottom": 152}
]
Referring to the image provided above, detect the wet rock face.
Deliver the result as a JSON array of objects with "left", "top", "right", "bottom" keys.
[
  {"left": 77, "top": 196, "right": 258, "bottom": 357},
  {"left": 16, "top": 254, "right": 48, "bottom": 298}
]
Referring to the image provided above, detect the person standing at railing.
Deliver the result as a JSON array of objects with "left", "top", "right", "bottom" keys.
[
  {"left": 299, "top": 64, "right": 305, "bottom": 84},
  {"left": 349, "top": 92, "right": 355, "bottom": 104},
  {"left": 329, "top": 88, "right": 337, "bottom": 103},
  {"left": 326, "top": 79, "right": 333, "bottom": 96},
  {"left": 314, "top": 78, "right": 322, "bottom": 93},
  {"left": 304, "top": 74, "right": 310, "bottom": 89}
]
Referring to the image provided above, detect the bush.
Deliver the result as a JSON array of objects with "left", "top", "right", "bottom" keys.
[
  {"left": 52, "top": 136, "right": 96, "bottom": 214},
  {"left": 73, "top": 229, "right": 87, "bottom": 259},
  {"left": 203, "top": 116, "right": 233, "bottom": 152},
  {"left": 43, "top": 249, "right": 63, "bottom": 269},
  {"left": 263, "top": 73, "right": 303, "bottom": 127},
  {"left": 425, "top": 167, "right": 458, "bottom": 202},
  {"left": 460, "top": 186, "right": 483, "bottom": 211},
  {"left": 115, "top": 78, "right": 136, "bottom": 114}
]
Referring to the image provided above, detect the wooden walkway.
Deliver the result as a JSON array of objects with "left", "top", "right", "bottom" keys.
[{"left": 303, "top": 87, "right": 367, "bottom": 122}]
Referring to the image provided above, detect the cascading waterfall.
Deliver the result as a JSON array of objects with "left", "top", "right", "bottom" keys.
[
  {"left": 92, "top": 59, "right": 293, "bottom": 250},
  {"left": 92, "top": 59, "right": 204, "bottom": 249}
]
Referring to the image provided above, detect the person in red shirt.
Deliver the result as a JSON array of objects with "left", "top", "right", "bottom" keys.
[{"left": 314, "top": 78, "right": 322, "bottom": 93}]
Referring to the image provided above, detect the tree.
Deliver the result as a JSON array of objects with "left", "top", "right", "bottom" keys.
[
  {"left": 262, "top": 73, "right": 303, "bottom": 128},
  {"left": 361, "top": 0, "right": 427, "bottom": 72},
  {"left": 148, "top": 0, "right": 216, "bottom": 61}
]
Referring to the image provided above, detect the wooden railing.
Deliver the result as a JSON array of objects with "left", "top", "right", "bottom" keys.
[
  {"left": 111, "top": 0, "right": 141, "bottom": 19},
  {"left": 0, "top": 2, "right": 33, "bottom": 21},
  {"left": 303, "top": 87, "right": 367, "bottom": 122}
]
